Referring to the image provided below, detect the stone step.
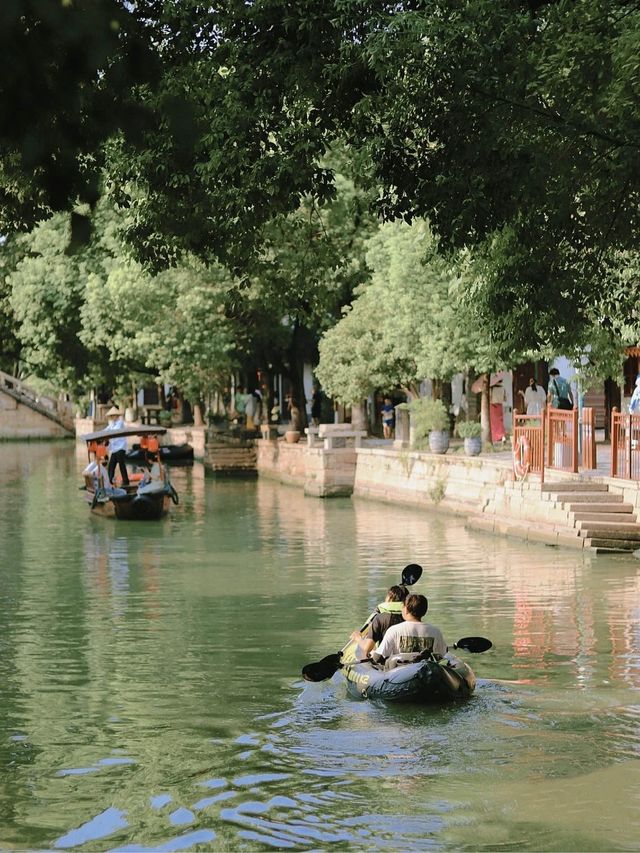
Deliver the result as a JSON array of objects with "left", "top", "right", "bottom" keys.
[
  {"left": 557, "top": 493, "right": 624, "bottom": 505},
  {"left": 567, "top": 502, "right": 634, "bottom": 514},
  {"left": 541, "top": 482, "right": 609, "bottom": 492},
  {"left": 571, "top": 511, "right": 637, "bottom": 523},
  {"left": 583, "top": 538, "right": 639, "bottom": 552},
  {"left": 578, "top": 525, "right": 640, "bottom": 540},
  {"left": 576, "top": 519, "right": 640, "bottom": 532}
]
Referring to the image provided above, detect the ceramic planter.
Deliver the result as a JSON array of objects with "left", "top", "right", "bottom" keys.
[
  {"left": 428, "top": 430, "right": 449, "bottom": 454},
  {"left": 285, "top": 430, "right": 301, "bottom": 444},
  {"left": 464, "top": 436, "right": 482, "bottom": 457}
]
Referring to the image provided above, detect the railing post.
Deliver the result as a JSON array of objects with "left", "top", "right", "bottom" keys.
[
  {"left": 545, "top": 406, "right": 552, "bottom": 468},
  {"left": 611, "top": 407, "right": 618, "bottom": 477},
  {"left": 571, "top": 407, "right": 579, "bottom": 472},
  {"left": 628, "top": 413, "right": 633, "bottom": 480},
  {"left": 540, "top": 408, "right": 545, "bottom": 484}
]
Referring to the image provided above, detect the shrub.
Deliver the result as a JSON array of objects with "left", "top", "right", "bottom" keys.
[
  {"left": 409, "top": 397, "right": 449, "bottom": 448},
  {"left": 456, "top": 420, "right": 482, "bottom": 439}
]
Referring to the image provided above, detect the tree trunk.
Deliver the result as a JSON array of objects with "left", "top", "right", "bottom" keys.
[
  {"left": 480, "top": 373, "right": 491, "bottom": 444},
  {"left": 351, "top": 401, "right": 366, "bottom": 432},
  {"left": 193, "top": 403, "right": 204, "bottom": 426},
  {"left": 287, "top": 321, "right": 308, "bottom": 430}
]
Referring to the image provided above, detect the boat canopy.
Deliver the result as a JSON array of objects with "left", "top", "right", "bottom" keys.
[{"left": 81, "top": 424, "right": 168, "bottom": 442}]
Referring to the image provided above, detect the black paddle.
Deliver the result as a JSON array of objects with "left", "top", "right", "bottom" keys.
[
  {"left": 336, "top": 636, "right": 494, "bottom": 672},
  {"left": 451, "top": 636, "right": 492, "bottom": 653},
  {"left": 302, "top": 563, "right": 423, "bottom": 682}
]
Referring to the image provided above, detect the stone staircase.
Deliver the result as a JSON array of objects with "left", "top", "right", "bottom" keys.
[
  {"left": 0, "top": 370, "right": 74, "bottom": 437},
  {"left": 541, "top": 482, "right": 640, "bottom": 552}
]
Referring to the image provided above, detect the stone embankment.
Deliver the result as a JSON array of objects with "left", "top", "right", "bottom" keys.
[{"left": 256, "top": 437, "right": 640, "bottom": 554}]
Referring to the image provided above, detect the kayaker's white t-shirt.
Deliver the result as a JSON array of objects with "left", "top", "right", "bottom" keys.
[{"left": 375, "top": 621, "right": 447, "bottom": 659}]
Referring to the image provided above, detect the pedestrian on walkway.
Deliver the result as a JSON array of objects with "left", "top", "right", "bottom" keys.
[
  {"left": 519, "top": 377, "right": 547, "bottom": 416},
  {"left": 547, "top": 368, "right": 573, "bottom": 410}
]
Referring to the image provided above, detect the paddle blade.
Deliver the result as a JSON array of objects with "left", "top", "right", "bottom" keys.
[
  {"left": 454, "top": 636, "right": 492, "bottom": 654},
  {"left": 302, "top": 652, "right": 342, "bottom": 682},
  {"left": 401, "top": 563, "right": 423, "bottom": 586}
]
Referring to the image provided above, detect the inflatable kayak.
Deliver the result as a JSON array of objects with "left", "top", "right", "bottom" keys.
[{"left": 341, "top": 653, "right": 476, "bottom": 704}]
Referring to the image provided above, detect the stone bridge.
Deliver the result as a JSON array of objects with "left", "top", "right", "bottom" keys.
[{"left": 0, "top": 371, "right": 74, "bottom": 439}]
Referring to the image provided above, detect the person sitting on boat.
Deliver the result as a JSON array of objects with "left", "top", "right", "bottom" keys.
[
  {"left": 370, "top": 594, "right": 446, "bottom": 665},
  {"left": 140, "top": 451, "right": 162, "bottom": 485},
  {"left": 82, "top": 456, "right": 110, "bottom": 490},
  {"left": 350, "top": 585, "right": 408, "bottom": 657},
  {"left": 105, "top": 406, "right": 130, "bottom": 486}
]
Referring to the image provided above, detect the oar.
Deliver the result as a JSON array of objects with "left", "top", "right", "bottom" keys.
[
  {"left": 302, "top": 563, "right": 423, "bottom": 682},
  {"left": 451, "top": 636, "right": 492, "bottom": 653},
  {"left": 339, "top": 636, "right": 493, "bottom": 669}
]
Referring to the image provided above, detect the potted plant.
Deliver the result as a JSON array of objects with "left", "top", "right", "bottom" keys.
[
  {"left": 157, "top": 409, "right": 172, "bottom": 427},
  {"left": 409, "top": 398, "right": 450, "bottom": 454},
  {"left": 456, "top": 420, "right": 482, "bottom": 456},
  {"left": 285, "top": 399, "right": 302, "bottom": 443}
]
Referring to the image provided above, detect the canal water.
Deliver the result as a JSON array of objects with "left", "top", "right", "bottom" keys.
[{"left": 0, "top": 443, "right": 638, "bottom": 852}]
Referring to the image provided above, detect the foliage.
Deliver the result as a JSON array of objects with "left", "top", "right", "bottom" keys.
[
  {"left": 8, "top": 215, "right": 99, "bottom": 389},
  {"left": 316, "top": 220, "right": 510, "bottom": 405},
  {"left": 409, "top": 397, "right": 450, "bottom": 439},
  {"left": 0, "top": 0, "right": 157, "bottom": 233},
  {"left": 5, "top": 0, "right": 640, "bottom": 375},
  {"left": 456, "top": 421, "right": 482, "bottom": 439},
  {"left": 0, "top": 235, "right": 23, "bottom": 373},
  {"left": 105, "top": 0, "right": 640, "bottom": 356},
  {"left": 82, "top": 254, "right": 236, "bottom": 400},
  {"left": 6, "top": 200, "right": 236, "bottom": 398}
]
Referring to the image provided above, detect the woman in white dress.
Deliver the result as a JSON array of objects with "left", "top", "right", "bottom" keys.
[{"left": 519, "top": 377, "right": 547, "bottom": 416}]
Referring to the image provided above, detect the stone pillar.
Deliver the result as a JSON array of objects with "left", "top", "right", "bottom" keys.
[{"left": 394, "top": 405, "right": 410, "bottom": 448}]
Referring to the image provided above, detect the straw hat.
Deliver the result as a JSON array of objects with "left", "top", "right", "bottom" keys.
[{"left": 106, "top": 405, "right": 123, "bottom": 417}]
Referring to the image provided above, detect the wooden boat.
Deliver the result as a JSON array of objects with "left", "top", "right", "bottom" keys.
[{"left": 81, "top": 425, "right": 179, "bottom": 520}]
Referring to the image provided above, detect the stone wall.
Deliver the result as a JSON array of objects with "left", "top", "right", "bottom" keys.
[
  {"left": 256, "top": 440, "right": 306, "bottom": 487},
  {"left": 0, "top": 392, "right": 71, "bottom": 439},
  {"left": 166, "top": 426, "right": 206, "bottom": 460},
  {"left": 304, "top": 446, "right": 357, "bottom": 497},
  {"left": 256, "top": 439, "right": 359, "bottom": 497},
  {"left": 353, "top": 447, "right": 514, "bottom": 514}
]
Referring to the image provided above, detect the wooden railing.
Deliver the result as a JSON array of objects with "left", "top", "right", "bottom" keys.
[
  {"left": 546, "top": 407, "right": 579, "bottom": 473},
  {"left": 610, "top": 408, "right": 640, "bottom": 480},
  {"left": 513, "top": 413, "right": 546, "bottom": 482}
]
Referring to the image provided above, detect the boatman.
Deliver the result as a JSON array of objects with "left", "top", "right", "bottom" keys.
[
  {"left": 370, "top": 594, "right": 447, "bottom": 664},
  {"left": 105, "top": 406, "right": 130, "bottom": 487},
  {"left": 350, "top": 585, "right": 408, "bottom": 658}
]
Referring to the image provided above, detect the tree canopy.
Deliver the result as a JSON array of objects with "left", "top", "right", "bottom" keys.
[
  {"left": 2, "top": 0, "right": 640, "bottom": 390},
  {"left": 316, "top": 220, "right": 506, "bottom": 404}
]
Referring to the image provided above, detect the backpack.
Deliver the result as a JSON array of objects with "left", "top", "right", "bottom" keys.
[{"left": 552, "top": 379, "right": 572, "bottom": 410}]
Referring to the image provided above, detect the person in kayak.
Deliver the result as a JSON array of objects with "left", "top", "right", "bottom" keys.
[
  {"left": 350, "top": 585, "right": 408, "bottom": 657},
  {"left": 370, "top": 594, "right": 447, "bottom": 664}
]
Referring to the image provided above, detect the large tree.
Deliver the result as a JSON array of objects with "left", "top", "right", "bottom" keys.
[
  {"left": 316, "top": 221, "right": 506, "bottom": 404},
  {"left": 108, "top": 0, "right": 640, "bottom": 354}
]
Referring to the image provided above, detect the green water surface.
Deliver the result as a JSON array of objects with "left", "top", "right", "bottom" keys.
[{"left": 0, "top": 443, "right": 638, "bottom": 851}]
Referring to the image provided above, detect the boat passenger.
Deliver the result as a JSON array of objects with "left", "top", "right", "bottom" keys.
[
  {"left": 82, "top": 458, "right": 110, "bottom": 489},
  {"left": 350, "top": 585, "right": 408, "bottom": 657},
  {"left": 370, "top": 594, "right": 446, "bottom": 664},
  {"left": 105, "top": 406, "right": 130, "bottom": 486}
]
